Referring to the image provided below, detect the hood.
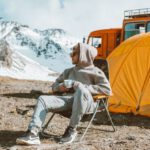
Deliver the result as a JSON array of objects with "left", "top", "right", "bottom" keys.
[{"left": 77, "top": 43, "right": 97, "bottom": 67}]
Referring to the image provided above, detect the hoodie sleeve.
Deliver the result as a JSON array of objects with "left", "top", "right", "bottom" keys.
[
  {"left": 52, "top": 73, "right": 64, "bottom": 92},
  {"left": 73, "top": 69, "right": 112, "bottom": 96},
  {"left": 51, "top": 68, "right": 72, "bottom": 92}
]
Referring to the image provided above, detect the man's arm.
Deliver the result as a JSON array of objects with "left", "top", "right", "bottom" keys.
[
  {"left": 51, "top": 73, "right": 64, "bottom": 93},
  {"left": 73, "top": 70, "right": 112, "bottom": 96},
  {"left": 51, "top": 72, "right": 70, "bottom": 93}
]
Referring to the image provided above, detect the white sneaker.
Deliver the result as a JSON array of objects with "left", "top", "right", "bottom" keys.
[{"left": 16, "top": 130, "right": 41, "bottom": 145}]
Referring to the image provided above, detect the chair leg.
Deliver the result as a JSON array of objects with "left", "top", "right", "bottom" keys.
[
  {"left": 80, "top": 100, "right": 100, "bottom": 141},
  {"left": 41, "top": 113, "right": 55, "bottom": 137},
  {"left": 102, "top": 99, "right": 116, "bottom": 132}
]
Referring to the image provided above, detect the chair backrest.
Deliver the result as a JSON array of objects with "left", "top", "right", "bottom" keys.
[{"left": 93, "top": 58, "right": 109, "bottom": 80}]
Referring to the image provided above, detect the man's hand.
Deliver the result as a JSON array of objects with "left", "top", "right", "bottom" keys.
[{"left": 59, "top": 84, "right": 70, "bottom": 92}]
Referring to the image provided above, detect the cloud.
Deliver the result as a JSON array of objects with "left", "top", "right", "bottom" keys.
[{"left": 0, "top": 0, "right": 150, "bottom": 39}]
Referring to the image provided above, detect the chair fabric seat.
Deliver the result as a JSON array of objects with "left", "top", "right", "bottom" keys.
[{"left": 93, "top": 94, "right": 108, "bottom": 101}]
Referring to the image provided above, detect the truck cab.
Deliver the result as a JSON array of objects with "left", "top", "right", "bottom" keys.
[
  {"left": 87, "top": 8, "right": 150, "bottom": 59},
  {"left": 87, "top": 28, "right": 121, "bottom": 59}
]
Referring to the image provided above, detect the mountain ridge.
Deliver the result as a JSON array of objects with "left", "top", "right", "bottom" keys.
[{"left": 0, "top": 19, "right": 79, "bottom": 80}]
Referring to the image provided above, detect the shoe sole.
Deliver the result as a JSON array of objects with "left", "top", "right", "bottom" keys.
[{"left": 16, "top": 139, "right": 41, "bottom": 145}]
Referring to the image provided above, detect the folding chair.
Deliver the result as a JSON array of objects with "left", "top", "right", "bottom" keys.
[
  {"left": 79, "top": 59, "right": 115, "bottom": 141},
  {"left": 41, "top": 59, "right": 116, "bottom": 141}
]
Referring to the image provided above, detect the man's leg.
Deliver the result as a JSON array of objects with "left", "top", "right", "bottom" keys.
[
  {"left": 28, "top": 95, "right": 72, "bottom": 131},
  {"left": 60, "top": 86, "right": 95, "bottom": 143},
  {"left": 16, "top": 95, "right": 72, "bottom": 145},
  {"left": 69, "top": 86, "right": 95, "bottom": 128}
]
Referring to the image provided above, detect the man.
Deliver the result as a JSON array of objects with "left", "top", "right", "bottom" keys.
[{"left": 16, "top": 43, "right": 112, "bottom": 145}]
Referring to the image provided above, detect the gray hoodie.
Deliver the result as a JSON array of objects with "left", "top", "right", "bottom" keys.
[{"left": 52, "top": 43, "right": 112, "bottom": 96}]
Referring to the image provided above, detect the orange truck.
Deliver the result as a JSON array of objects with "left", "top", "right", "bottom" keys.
[{"left": 87, "top": 8, "right": 150, "bottom": 59}]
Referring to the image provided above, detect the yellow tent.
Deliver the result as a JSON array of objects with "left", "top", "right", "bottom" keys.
[{"left": 107, "top": 33, "right": 150, "bottom": 117}]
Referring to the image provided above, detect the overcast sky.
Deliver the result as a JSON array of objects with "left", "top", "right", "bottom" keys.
[{"left": 0, "top": 0, "right": 150, "bottom": 39}]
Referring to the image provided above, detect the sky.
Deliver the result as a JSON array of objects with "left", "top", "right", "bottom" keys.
[{"left": 0, "top": 0, "right": 150, "bottom": 39}]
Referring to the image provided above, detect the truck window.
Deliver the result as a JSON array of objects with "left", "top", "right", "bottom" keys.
[
  {"left": 88, "top": 37, "right": 102, "bottom": 48},
  {"left": 147, "top": 22, "right": 150, "bottom": 32},
  {"left": 124, "top": 22, "right": 145, "bottom": 40}
]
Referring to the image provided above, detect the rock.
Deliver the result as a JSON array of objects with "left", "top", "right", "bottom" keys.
[
  {"left": 126, "top": 135, "right": 136, "bottom": 140},
  {"left": 9, "top": 108, "right": 17, "bottom": 114},
  {"left": 26, "top": 109, "right": 33, "bottom": 117},
  {"left": 16, "top": 107, "right": 29, "bottom": 115}
]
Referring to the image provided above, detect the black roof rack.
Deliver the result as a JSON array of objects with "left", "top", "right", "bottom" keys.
[{"left": 124, "top": 8, "right": 150, "bottom": 19}]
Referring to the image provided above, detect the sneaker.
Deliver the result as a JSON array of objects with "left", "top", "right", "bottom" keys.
[
  {"left": 16, "top": 130, "right": 41, "bottom": 145},
  {"left": 59, "top": 126, "right": 77, "bottom": 144}
]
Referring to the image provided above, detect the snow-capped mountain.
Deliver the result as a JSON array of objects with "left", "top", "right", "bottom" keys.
[
  {"left": 0, "top": 40, "right": 57, "bottom": 81},
  {"left": 0, "top": 19, "right": 79, "bottom": 73}
]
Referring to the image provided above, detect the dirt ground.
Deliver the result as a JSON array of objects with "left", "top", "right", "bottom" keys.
[{"left": 0, "top": 76, "right": 150, "bottom": 150}]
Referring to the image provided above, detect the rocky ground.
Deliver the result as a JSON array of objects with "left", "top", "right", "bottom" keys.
[{"left": 0, "top": 76, "right": 150, "bottom": 150}]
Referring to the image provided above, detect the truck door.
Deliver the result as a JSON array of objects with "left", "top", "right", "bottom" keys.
[
  {"left": 88, "top": 33, "right": 107, "bottom": 58},
  {"left": 107, "top": 32, "right": 121, "bottom": 56}
]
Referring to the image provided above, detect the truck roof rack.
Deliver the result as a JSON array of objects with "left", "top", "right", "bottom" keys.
[{"left": 124, "top": 8, "right": 150, "bottom": 19}]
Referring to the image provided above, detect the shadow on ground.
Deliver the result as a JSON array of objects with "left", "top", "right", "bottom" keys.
[
  {"left": 94, "top": 112, "right": 150, "bottom": 129},
  {"left": 1, "top": 90, "right": 50, "bottom": 99},
  {"left": 0, "top": 130, "right": 62, "bottom": 149},
  {"left": 0, "top": 130, "right": 24, "bottom": 148}
]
